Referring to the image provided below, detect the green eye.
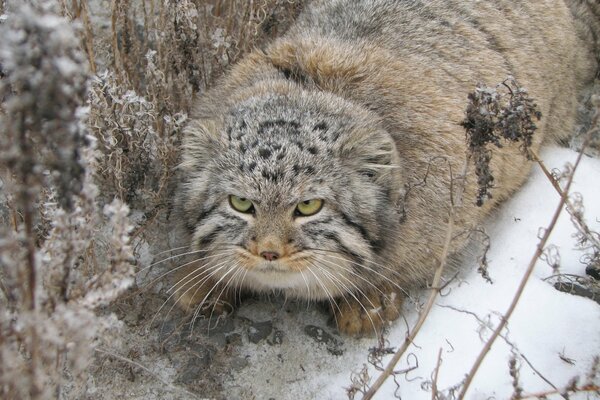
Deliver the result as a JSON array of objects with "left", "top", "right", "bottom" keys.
[
  {"left": 229, "top": 195, "right": 254, "bottom": 213},
  {"left": 295, "top": 199, "right": 324, "bottom": 217}
]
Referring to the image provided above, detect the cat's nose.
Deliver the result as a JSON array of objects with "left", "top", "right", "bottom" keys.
[{"left": 260, "top": 251, "right": 280, "bottom": 261}]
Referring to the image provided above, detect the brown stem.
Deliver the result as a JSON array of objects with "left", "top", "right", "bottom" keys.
[
  {"left": 110, "top": 0, "right": 122, "bottom": 72},
  {"left": 431, "top": 348, "right": 443, "bottom": 400},
  {"left": 519, "top": 384, "right": 600, "bottom": 399},
  {"left": 80, "top": 0, "right": 97, "bottom": 74},
  {"left": 362, "top": 159, "right": 467, "bottom": 399},
  {"left": 530, "top": 149, "right": 600, "bottom": 251},
  {"left": 457, "top": 138, "right": 588, "bottom": 399},
  {"left": 16, "top": 112, "right": 41, "bottom": 399},
  {"left": 362, "top": 205, "right": 455, "bottom": 399}
]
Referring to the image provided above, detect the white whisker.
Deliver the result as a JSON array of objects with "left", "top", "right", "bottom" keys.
[
  {"left": 164, "top": 251, "right": 237, "bottom": 294},
  {"left": 190, "top": 263, "right": 239, "bottom": 332},
  {"left": 137, "top": 243, "right": 235, "bottom": 276},
  {"left": 317, "top": 256, "right": 402, "bottom": 314},
  {"left": 316, "top": 263, "right": 379, "bottom": 335},
  {"left": 207, "top": 262, "right": 243, "bottom": 323},
  {"left": 298, "top": 269, "right": 312, "bottom": 306},
  {"left": 149, "top": 260, "right": 232, "bottom": 330},
  {"left": 310, "top": 249, "right": 409, "bottom": 297},
  {"left": 305, "top": 264, "right": 341, "bottom": 327}
]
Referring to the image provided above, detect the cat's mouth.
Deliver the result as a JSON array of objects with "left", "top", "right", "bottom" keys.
[
  {"left": 255, "top": 261, "right": 290, "bottom": 273},
  {"left": 254, "top": 256, "right": 312, "bottom": 273},
  {"left": 236, "top": 247, "right": 312, "bottom": 273}
]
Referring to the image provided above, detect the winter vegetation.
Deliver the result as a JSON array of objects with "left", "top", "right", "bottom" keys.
[{"left": 0, "top": 1, "right": 598, "bottom": 399}]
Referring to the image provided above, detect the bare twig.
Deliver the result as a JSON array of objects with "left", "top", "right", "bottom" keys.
[
  {"left": 518, "top": 384, "right": 600, "bottom": 399},
  {"left": 440, "top": 303, "right": 565, "bottom": 398},
  {"left": 530, "top": 149, "right": 600, "bottom": 250},
  {"left": 80, "top": 0, "right": 97, "bottom": 74},
  {"left": 431, "top": 348, "right": 443, "bottom": 400},
  {"left": 362, "top": 186, "right": 457, "bottom": 399},
  {"left": 110, "top": 0, "right": 122, "bottom": 72},
  {"left": 362, "top": 157, "right": 468, "bottom": 399},
  {"left": 457, "top": 135, "right": 590, "bottom": 399}
]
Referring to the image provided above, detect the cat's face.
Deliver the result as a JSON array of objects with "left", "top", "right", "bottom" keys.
[{"left": 179, "top": 90, "right": 403, "bottom": 300}]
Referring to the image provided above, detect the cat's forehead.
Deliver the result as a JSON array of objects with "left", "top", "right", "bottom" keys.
[
  {"left": 224, "top": 95, "right": 342, "bottom": 144},
  {"left": 216, "top": 96, "right": 344, "bottom": 201}
]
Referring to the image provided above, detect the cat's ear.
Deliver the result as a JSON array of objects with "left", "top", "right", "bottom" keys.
[
  {"left": 338, "top": 126, "right": 403, "bottom": 201},
  {"left": 180, "top": 118, "right": 224, "bottom": 172}
]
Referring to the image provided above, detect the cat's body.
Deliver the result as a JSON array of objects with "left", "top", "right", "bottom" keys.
[{"left": 176, "top": 0, "right": 599, "bottom": 335}]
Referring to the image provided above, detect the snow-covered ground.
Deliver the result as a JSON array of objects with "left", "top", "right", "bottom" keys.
[{"left": 220, "top": 146, "right": 600, "bottom": 399}]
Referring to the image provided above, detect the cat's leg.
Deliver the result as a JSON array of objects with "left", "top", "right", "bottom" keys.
[{"left": 333, "top": 289, "right": 403, "bottom": 337}]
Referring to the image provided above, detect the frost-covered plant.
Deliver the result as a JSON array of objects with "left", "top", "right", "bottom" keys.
[
  {"left": 85, "top": 0, "right": 305, "bottom": 219},
  {"left": 87, "top": 70, "right": 185, "bottom": 209},
  {"left": 0, "top": 3, "right": 134, "bottom": 399},
  {"left": 0, "top": 2, "right": 88, "bottom": 212},
  {"left": 461, "top": 77, "right": 542, "bottom": 206}
]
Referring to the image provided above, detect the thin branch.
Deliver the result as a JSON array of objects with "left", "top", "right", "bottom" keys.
[
  {"left": 440, "top": 304, "right": 565, "bottom": 399},
  {"left": 518, "top": 351, "right": 564, "bottom": 399},
  {"left": 457, "top": 135, "right": 589, "bottom": 399},
  {"left": 362, "top": 197, "right": 456, "bottom": 399},
  {"left": 431, "top": 348, "right": 443, "bottom": 400},
  {"left": 530, "top": 149, "right": 600, "bottom": 251},
  {"left": 80, "top": 0, "right": 97, "bottom": 74},
  {"left": 518, "top": 384, "right": 600, "bottom": 399},
  {"left": 362, "top": 159, "right": 467, "bottom": 399}
]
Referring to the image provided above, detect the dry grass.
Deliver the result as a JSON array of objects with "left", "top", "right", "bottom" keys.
[{"left": 0, "top": 1, "right": 303, "bottom": 398}]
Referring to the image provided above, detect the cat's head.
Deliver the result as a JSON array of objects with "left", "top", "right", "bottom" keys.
[{"left": 177, "top": 87, "right": 404, "bottom": 299}]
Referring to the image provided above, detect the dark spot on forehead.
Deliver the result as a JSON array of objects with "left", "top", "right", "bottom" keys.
[
  {"left": 248, "top": 161, "right": 257, "bottom": 172},
  {"left": 259, "top": 148, "right": 272, "bottom": 159},
  {"left": 307, "top": 146, "right": 318, "bottom": 155},
  {"left": 304, "top": 166, "right": 315, "bottom": 174},
  {"left": 313, "top": 122, "right": 328, "bottom": 131},
  {"left": 291, "top": 164, "right": 316, "bottom": 176},
  {"left": 261, "top": 168, "right": 280, "bottom": 182},
  {"left": 257, "top": 119, "right": 301, "bottom": 135}
]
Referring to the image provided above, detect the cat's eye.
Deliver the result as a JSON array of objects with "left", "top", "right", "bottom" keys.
[
  {"left": 295, "top": 199, "right": 324, "bottom": 217},
  {"left": 229, "top": 195, "right": 254, "bottom": 213}
]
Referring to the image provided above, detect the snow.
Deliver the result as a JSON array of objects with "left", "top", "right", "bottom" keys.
[{"left": 224, "top": 146, "right": 600, "bottom": 399}]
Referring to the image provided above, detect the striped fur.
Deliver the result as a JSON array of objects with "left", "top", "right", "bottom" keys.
[{"left": 174, "top": 0, "right": 599, "bottom": 336}]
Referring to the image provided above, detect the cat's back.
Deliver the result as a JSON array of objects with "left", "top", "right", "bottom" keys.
[
  {"left": 273, "top": 0, "right": 597, "bottom": 146},
  {"left": 291, "top": 0, "right": 596, "bottom": 52},
  {"left": 289, "top": 0, "right": 595, "bottom": 80}
]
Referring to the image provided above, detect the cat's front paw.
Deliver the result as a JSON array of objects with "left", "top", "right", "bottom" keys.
[{"left": 333, "top": 290, "right": 403, "bottom": 337}]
